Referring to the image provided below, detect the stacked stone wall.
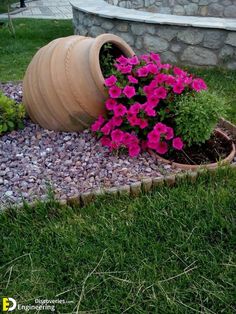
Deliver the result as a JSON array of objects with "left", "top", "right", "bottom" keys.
[
  {"left": 105, "top": 0, "right": 236, "bottom": 18},
  {"left": 73, "top": 7, "right": 236, "bottom": 69}
]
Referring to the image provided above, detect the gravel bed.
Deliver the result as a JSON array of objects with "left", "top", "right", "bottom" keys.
[{"left": 0, "top": 82, "right": 177, "bottom": 207}]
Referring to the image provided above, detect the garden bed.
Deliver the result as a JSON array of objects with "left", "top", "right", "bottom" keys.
[{"left": 0, "top": 82, "right": 236, "bottom": 209}]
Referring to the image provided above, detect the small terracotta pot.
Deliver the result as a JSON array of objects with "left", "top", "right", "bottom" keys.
[
  {"left": 23, "top": 34, "right": 134, "bottom": 131},
  {"left": 149, "top": 129, "right": 236, "bottom": 170}
]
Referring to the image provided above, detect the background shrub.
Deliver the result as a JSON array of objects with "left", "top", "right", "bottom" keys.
[{"left": 0, "top": 92, "right": 25, "bottom": 135}]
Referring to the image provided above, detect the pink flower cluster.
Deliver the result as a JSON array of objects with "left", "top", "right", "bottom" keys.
[{"left": 91, "top": 52, "right": 207, "bottom": 158}]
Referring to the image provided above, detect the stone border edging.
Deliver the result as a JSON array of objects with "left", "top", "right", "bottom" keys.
[{"left": 13, "top": 118, "right": 235, "bottom": 211}]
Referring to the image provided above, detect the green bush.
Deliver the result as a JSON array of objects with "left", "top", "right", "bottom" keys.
[
  {"left": 175, "top": 91, "right": 225, "bottom": 147},
  {"left": 0, "top": 92, "right": 25, "bottom": 135}
]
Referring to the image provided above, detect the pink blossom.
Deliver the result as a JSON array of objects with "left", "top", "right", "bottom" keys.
[
  {"left": 116, "top": 55, "right": 128, "bottom": 65},
  {"left": 161, "top": 63, "right": 172, "bottom": 70},
  {"left": 128, "top": 56, "right": 139, "bottom": 65},
  {"left": 128, "top": 75, "right": 138, "bottom": 84},
  {"left": 100, "top": 136, "right": 111, "bottom": 147},
  {"left": 111, "top": 116, "right": 123, "bottom": 127},
  {"left": 91, "top": 115, "right": 105, "bottom": 132},
  {"left": 155, "top": 73, "right": 167, "bottom": 84},
  {"left": 192, "top": 78, "right": 207, "bottom": 92},
  {"left": 183, "top": 76, "right": 193, "bottom": 85},
  {"left": 140, "top": 54, "right": 150, "bottom": 63},
  {"left": 128, "top": 144, "right": 141, "bottom": 158},
  {"left": 101, "top": 121, "right": 113, "bottom": 135},
  {"left": 165, "top": 127, "right": 174, "bottom": 140},
  {"left": 143, "top": 85, "right": 155, "bottom": 96},
  {"left": 173, "top": 67, "right": 188, "bottom": 77},
  {"left": 138, "top": 119, "right": 148, "bottom": 129},
  {"left": 123, "top": 86, "right": 136, "bottom": 99},
  {"left": 127, "top": 114, "right": 139, "bottom": 127},
  {"left": 109, "top": 85, "right": 122, "bottom": 98},
  {"left": 113, "top": 104, "right": 127, "bottom": 117},
  {"left": 165, "top": 75, "right": 176, "bottom": 86},
  {"left": 105, "top": 98, "right": 117, "bottom": 110},
  {"left": 119, "top": 65, "right": 132, "bottom": 74},
  {"left": 150, "top": 52, "right": 161, "bottom": 63},
  {"left": 104, "top": 75, "right": 117, "bottom": 87},
  {"left": 173, "top": 137, "right": 184, "bottom": 150},
  {"left": 156, "top": 141, "right": 168, "bottom": 155},
  {"left": 129, "top": 103, "right": 141, "bottom": 115},
  {"left": 173, "top": 81, "right": 185, "bottom": 94},
  {"left": 154, "top": 122, "right": 167, "bottom": 134},
  {"left": 111, "top": 129, "right": 124, "bottom": 143},
  {"left": 145, "top": 106, "right": 156, "bottom": 117},
  {"left": 147, "top": 95, "right": 160, "bottom": 107},
  {"left": 147, "top": 129, "right": 160, "bottom": 144},
  {"left": 146, "top": 63, "right": 158, "bottom": 74},
  {"left": 137, "top": 66, "right": 149, "bottom": 77},
  {"left": 155, "top": 87, "right": 167, "bottom": 99}
]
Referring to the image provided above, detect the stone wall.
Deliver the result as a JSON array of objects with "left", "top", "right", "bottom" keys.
[
  {"left": 105, "top": 0, "right": 236, "bottom": 18},
  {"left": 73, "top": 7, "right": 236, "bottom": 69}
]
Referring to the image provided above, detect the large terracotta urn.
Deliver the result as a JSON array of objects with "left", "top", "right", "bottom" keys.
[{"left": 23, "top": 34, "right": 134, "bottom": 131}]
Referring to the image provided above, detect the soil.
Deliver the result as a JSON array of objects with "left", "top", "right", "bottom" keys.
[{"left": 168, "top": 131, "right": 233, "bottom": 165}]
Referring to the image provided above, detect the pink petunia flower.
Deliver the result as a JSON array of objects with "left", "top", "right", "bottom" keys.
[
  {"left": 173, "top": 67, "right": 188, "bottom": 77},
  {"left": 140, "top": 54, "right": 150, "bottom": 63},
  {"left": 147, "top": 129, "right": 160, "bottom": 144},
  {"left": 101, "top": 121, "right": 113, "bottom": 135},
  {"left": 156, "top": 141, "right": 168, "bottom": 155},
  {"left": 113, "top": 104, "right": 127, "bottom": 117},
  {"left": 165, "top": 127, "right": 174, "bottom": 140},
  {"left": 109, "top": 85, "right": 122, "bottom": 98},
  {"left": 104, "top": 75, "right": 117, "bottom": 87},
  {"left": 143, "top": 85, "right": 155, "bottom": 96},
  {"left": 173, "top": 81, "right": 185, "bottom": 94},
  {"left": 139, "top": 119, "right": 148, "bottom": 129},
  {"left": 123, "top": 86, "right": 136, "bottom": 99},
  {"left": 155, "top": 73, "right": 168, "bottom": 84},
  {"left": 192, "top": 78, "right": 207, "bottom": 92},
  {"left": 173, "top": 137, "right": 184, "bottom": 150},
  {"left": 137, "top": 66, "right": 149, "bottom": 77},
  {"left": 128, "top": 75, "right": 138, "bottom": 84},
  {"left": 100, "top": 136, "right": 111, "bottom": 147},
  {"left": 145, "top": 106, "right": 156, "bottom": 117},
  {"left": 91, "top": 115, "right": 105, "bottom": 132},
  {"left": 129, "top": 103, "right": 141, "bottom": 115},
  {"left": 147, "top": 95, "right": 160, "bottom": 107},
  {"left": 154, "top": 122, "right": 167, "bottom": 134},
  {"left": 165, "top": 75, "right": 176, "bottom": 86},
  {"left": 111, "top": 116, "right": 123, "bottom": 127},
  {"left": 116, "top": 55, "right": 128, "bottom": 65},
  {"left": 155, "top": 86, "right": 167, "bottom": 99},
  {"left": 111, "top": 129, "right": 124, "bottom": 143},
  {"left": 119, "top": 65, "right": 132, "bottom": 74},
  {"left": 128, "top": 56, "right": 139, "bottom": 65},
  {"left": 105, "top": 98, "right": 117, "bottom": 110},
  {"left": 150, "top": 52, "right": 161, "bottom": 63},
  {"left": 146, "top": 63, "right": 158, "bottom": 74},
  {"left": 127, "top": 114, "right": 139, "bottom": 127},
  {"left": 128, "top": 144, "right": 141, "bottom": 158}
]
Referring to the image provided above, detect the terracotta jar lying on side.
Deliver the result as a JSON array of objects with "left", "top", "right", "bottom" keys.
[
  {"left": 150, "top": 129, "right": 236, "bottom": 171},
  {"left": 23, "top": 34, "right": 134, "bottom": 131}
]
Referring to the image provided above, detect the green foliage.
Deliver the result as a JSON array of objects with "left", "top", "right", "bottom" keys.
[
  {"left": 0, "top": 92, "right": 25, "bottom": 135},
  {"left": 99, "top": 43, "right": 115, "bottom": 78},
  {"left": 175, "top": 91, "right": 225, "bottom": 147}
]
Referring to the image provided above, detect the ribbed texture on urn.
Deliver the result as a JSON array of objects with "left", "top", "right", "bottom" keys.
[{"left": 23, "top": 34, "right": 134, "bottom": 131}]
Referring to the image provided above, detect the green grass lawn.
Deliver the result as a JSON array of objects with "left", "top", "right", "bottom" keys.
[
  {"left": 0, "top": 19, "right": 73, "bottom": 81},
  {"left": 1, "top": 168, "right": 236, "bottom": 313},
  {"left": 0, "top": 0, "right": 17, "bottom": 14}
]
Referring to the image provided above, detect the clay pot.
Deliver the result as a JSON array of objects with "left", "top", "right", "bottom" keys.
[
  {"left": 150, "top": 129, "right": 236, "bottom": 170},
  {"left": 23, "top": 34, "right": 134, "bottom": 131}
]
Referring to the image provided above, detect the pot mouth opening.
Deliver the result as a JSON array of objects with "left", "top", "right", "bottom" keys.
[{"left": 99, "top": 42, "right": 124, "bottom": 78}]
